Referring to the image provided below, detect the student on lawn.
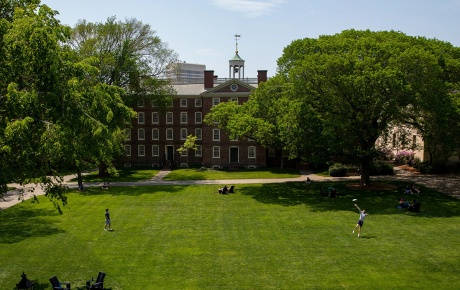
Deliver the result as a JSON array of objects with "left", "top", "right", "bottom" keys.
[
  {"left": 353, "top": 204, "right": 368, "bottom": 238},
  {"left": 104, "top": 208, "right": 112, "bottom": 231}
]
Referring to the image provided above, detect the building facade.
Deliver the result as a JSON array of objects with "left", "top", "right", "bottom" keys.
[{"left": 119, "top": 51, "right": 271, "bottom": 169}]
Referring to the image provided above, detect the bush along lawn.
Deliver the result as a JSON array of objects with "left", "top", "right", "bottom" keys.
[{"left": 0, "top": 181, "right": 459, "bottom": 289}]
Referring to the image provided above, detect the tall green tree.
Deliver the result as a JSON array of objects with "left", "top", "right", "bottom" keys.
[
  {"left": 0, "top": 1, "right": 135, "bottom": 207},
  {"left": 206, "top": 30, "right": 460, "bottom": 185}
]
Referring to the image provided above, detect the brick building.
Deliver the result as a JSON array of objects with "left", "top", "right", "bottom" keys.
[{"left": 118, "top": 48, "right": 272, "bottom": 169}]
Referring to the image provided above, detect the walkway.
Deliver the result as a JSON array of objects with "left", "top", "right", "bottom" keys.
[{"left": 2, "top": 169, "right": 460, "bottom": 210}]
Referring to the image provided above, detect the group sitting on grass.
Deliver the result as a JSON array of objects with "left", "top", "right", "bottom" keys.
[
  {"left": 405, "top": 183, "right": 421, "bottom": 194},
  {"left": 218, "top": 185, "right": 235, "bottom": 194},
  {"left": 398, "top": 198, "right": 421, "bottom": 212}
]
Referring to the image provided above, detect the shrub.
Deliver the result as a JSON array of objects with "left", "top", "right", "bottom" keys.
[
  {"left": 416, "top": 162, "right": 448, "bottom": 174},
  {"left": 370, "top": 160, "right": 394, "bottom": 175},
  {"left": 328, "top": 163, "right": 348, "bottom": 177},
  {"left": 376, "top": 148, "right": 395, "bottom": 161},
  {"left": 394, "top": 150, "right": 415, "bottom": 165}
]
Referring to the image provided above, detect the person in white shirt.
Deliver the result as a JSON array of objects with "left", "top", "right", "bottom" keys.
[{"left": 352, "top": 204, "right": 368, "bottom": 238}]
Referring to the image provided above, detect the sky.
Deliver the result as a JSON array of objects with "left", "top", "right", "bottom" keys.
[{"left": 40, "top": 0, "right": 460, "bottom": 78}]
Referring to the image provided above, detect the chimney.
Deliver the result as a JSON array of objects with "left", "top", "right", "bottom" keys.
[
  {"left": 257, "top": 70, "right": 268, "bottom": 84},
  {"left": 204, "top": 70, "right": 214, "bottom": 89}
]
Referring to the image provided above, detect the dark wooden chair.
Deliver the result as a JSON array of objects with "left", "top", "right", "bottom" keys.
[
  {"left": 229, "top": 185, "right": 235, "bottom": 193},
  {"left": 49, "top": 276, "right": 71, "bottom": 290},
  {"left": 86, "top": 272, "right": 105, "bottom": 289}
]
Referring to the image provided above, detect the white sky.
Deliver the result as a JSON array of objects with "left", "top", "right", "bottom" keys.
[{"left": 40, "top": 0, "right": 460, "bottom": 78}]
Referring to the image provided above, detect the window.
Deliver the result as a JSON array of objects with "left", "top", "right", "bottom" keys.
[
  {"left": 195, "top": 145, "right": 202, "bottom": 156},
  {"left": 195, "top": 128, "right": 202, "bottom": 140},
  {"left": 152, "top": 128, "right": 159, "bottom": 140},
  {"left": 181, "top": 128, "right": 187, "bottom": 140},
  {"left": 125, "top": 129, "right": 131, "bottom": 140},
  {"left": 166, "top": 112, "right": 173, "bottom": 124},
  {"left": 213, "top": 129, "right": 220, "bottom": 141},
  {"left": 413, "top": 135, "right": 417, "bottom": 146},
  {"left": 152, "top": 112, "right": 159, "bottom": 124},
  {"left": 138, "top": 145, "right": 145, "bottom": 156},
  {"left": 180, "top": 99, "right": 187, "bottom": 107},
  {"left": 180, "top": 112, "right": 187, "bottom": 124},
  {"left": 167, "top": 99, "right": 173, "bottom": 107},
  {"left": 180, "top": 149, "right": 187, "bottom": 156},
  {"left": 195, "top": 112, "right": 202, "bottom": 123},
  {"left": 195, "top": 99, "right": 202, "bottom": 107},
  {"left": 248, "top": 146, "right": 256, "bottom": 158},
  {"left": 213, "top": 146, "right": 220, "bottom": 158},
  {"left": 138, "top": 128, "right": 145, "bottom": 140},
  {"left": 138, "top": 112, "right": 145, "bottom": 124},
  {"left": 212, "top": 98, "right": 220, "bottom": 106},
  {"left": 137, "top": 99, "right": 144, "bottom": 107},
  {"left": 230, "top": 97, "right": 238, "bottom": 103},
  {"left": 152, "top": 145, "right": 159, "bottom": 156},
  {"left": 392, "top": 133, "right": 397, "bottom": 148},
  {"left": 166, "top": 128, "right": 173, "bottom": 140},
  {"left": 124, "top": 145, "right": 131, "bottom": 156}
]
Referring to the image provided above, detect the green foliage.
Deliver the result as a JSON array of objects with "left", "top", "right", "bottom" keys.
[
  {"left": 328, "top": 163, "right": 348, "bottom": 177},
  {"left": 163, "top": 168, "right": 300, "bottom": 181},
  {"left": 370, "top": 160, "right": 394, "bottom": 175},
  {"left": 0, "top": 183, "right": 459, "bottom": 288}
]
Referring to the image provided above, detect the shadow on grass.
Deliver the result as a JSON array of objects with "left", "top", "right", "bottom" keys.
[
  {"left": 0, "top": 207, "right": 64, "bottom": 244},
  {"left": 239, "top": 181, "right": 460, "bottom": 218}
]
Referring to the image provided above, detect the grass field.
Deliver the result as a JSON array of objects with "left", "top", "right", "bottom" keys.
[
  {"left": 163, "top": 168, "right": 301, "bottom": 180},
  {"left": 1, "top": 181, "right": 459, "bottom": 289}
]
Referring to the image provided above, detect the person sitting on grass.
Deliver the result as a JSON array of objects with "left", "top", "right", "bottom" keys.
[{"left": 218, "top": 185, "right": 228, "bottom": 194}]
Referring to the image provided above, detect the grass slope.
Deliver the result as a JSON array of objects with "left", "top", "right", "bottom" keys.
[{"left": 1, "top": 181, "right": 459, "bottom": 289}]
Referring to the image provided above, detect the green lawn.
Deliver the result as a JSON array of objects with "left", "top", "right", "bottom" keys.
[
  {"left": 1, "top": 181, "right": 459, "bottom": 289},
  {"left": 74, "top": 169, "right": 161, "bottom": 182},
  {"left": 163, "top": 168, "right": 301, "bottom": 180}
]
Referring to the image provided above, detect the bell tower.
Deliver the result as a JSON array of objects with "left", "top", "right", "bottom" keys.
[{"left": 229, "top": 34, "right": 245, "bottom": 79}]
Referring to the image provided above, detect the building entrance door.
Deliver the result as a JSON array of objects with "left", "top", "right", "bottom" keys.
[
  {"left": 166, "top": 146, "right": 174, "bottom": 162},
  {"left": 230, "top": 147, "right": 239, "bottom": 163}
]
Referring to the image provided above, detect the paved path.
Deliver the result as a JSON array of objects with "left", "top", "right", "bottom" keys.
[{"left": 2, "top": 169, "right": 460, "bottom": 210}]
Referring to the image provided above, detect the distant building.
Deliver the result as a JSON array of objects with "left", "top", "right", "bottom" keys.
[{"left": 165, "top": 62, "right": 206, "bottom": 84}]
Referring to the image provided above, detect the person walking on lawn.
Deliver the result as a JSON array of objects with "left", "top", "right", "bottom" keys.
[
  {"left": 353, "top": 204, "right": 368, "bottom": 238},
  {"left": 104, "top": 208, "right": 112, "bottom": 231}
]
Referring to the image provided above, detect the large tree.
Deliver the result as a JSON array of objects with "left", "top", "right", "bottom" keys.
[
  {"left": 0, "top": 2, "right": 135, "bottom": 207},
  {"left": 205, "top": 30, "right": 460, "bottom": 185}
]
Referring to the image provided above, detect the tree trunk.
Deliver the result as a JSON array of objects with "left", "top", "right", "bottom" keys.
[
  {"left": 360, "top": 156, "right": 372, "bottom": 185},
  {"left": 98, "top": 162, "right": 109, "bottom": 177}
]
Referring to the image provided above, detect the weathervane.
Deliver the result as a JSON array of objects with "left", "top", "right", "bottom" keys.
[{"left": 234, "top": 34, "right": 241, "bottom": 53}]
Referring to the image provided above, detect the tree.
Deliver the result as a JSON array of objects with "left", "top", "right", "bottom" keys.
[
  {"left": 0, "top": 2, "right": 135, "bottom": 208},
  {"left": 69, "top": 17, "right": 178, "bottom": 176},
  {"left": 205, "top": 30, "right": 460, "bottom": 185},
  {"left": 177, "top": 134, "right": 198, "bottom": 168}
]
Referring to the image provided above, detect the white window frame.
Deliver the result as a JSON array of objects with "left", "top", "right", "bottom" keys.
[
  {"left": 195, "top": 128, "right": 202, "bottom": 140},
  {"left": 213, "top": 129, "right": 220, "bottom": 141},
  {"left": 125, "top": 129, "right": 131, "bottom": 141},
  {"left": 213, "top": 146, "right": 220, "bottom": 158},
  {"left": 166, "top": 128, "right": 173, "bottom": 140},
  {"left": 230, "top": 97, "right": 238, "bottom": 102},
  {"left": 152, "top": 112, "right": 159, "bottom": 124},
  {"left": 125, "top": 145, "right": 131, "bottom": 156},
  {"left": 212, "top": 98, "right": 220, "bottom": 106},
  {"left": 248, "top": 146, "right": 256, "bottom": 159},
  {"left": 181, "top": 128, "right": 187, "bottom": 140},
  {"left": 138, "top": 112, "right": 145, "bottom": 124},
  {"left": 195, "top": 99, "right": 202, "bottom": 107},
  {"left": 166, "top": 112, "right": 173, "bottom": 124},
  {"left": 138, "top": 145, "right": 145, "bottom": 156},
  {"left": 181, "top": 149, "right": 187, "bottom": 156},
  {"left": 195, "top": 145, "right": 202, "bottom": 157},
  {"left": 152, "top": 128, "right": 159, "bottom": 140},
  {"left": 138, "top": 128, "right": 145, "bottom": 140},
  {"left": 195, "top": 112, "right": 202, "bottom": 124},
  {"left": 180, "top": 112, "right": 187, "bottom": 124},
  {"left": 180, "top": 99, "right": 187, "bottom": 107},
  {"left": 152, "top": 145, "right": 159, "bottom": 156}
]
